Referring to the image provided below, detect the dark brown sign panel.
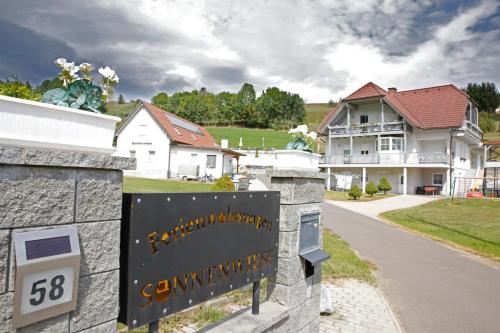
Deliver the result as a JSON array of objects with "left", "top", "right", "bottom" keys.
[{"left": 119, "top": 191, "right": 280, "bottom": 328}]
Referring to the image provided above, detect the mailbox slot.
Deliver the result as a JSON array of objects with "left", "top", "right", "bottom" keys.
[
  {"left": 298, "top": 212, "right": 330, "bottom": 278},
  {"left": 12, "top": 227, "right": 81, "bottom": 328}
]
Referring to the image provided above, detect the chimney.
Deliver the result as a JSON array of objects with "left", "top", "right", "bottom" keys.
[{"left": 388, "top": 87, "right": 397, "bottom": 92}]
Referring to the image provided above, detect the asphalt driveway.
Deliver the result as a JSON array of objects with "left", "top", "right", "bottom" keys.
[{"left": 322, "top": 202, "right": 500, "bottom": 333}]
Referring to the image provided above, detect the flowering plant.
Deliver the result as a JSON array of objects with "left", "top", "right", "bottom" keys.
[
  {"left": 286, "top": 124, "right": 318, "bottom": 151},
  {"left": 42, "top": 58, "right": 119, "bottom": 113}
]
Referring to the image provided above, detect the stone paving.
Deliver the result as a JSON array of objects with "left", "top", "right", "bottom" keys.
[{"left": 320, "top": 280, "right": 401, "bottom": 333}]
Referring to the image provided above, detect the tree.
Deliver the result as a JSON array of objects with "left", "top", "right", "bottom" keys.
[
  {"left": 348, "top": 184, "right": 362, "bottom": 200},
  {"left": 151, "top": 92, "right": 169, "bottom": 110},
  {"left": 378, "top": 177, "right": 392, "bottom": 195},
  {"left": 35, "top": 77, "right": 63, "bottom": 95},
  {"left": 0, "top": 76, "right": 41, "bottom": 101},
  {"left": 328, "top": 99, "right": 335, "bottom": 106},
  {"left": 479, "top": 112, "right": 496, "bottom": 133},
  {"left": 465, "top": 82, "right": 500, "bottom": 114},
  {"left": 365, "top": 182, "right": 378, "bottom": 197},
  {"left": 118, "top": 94, "right": 125, "bottom": 104},
  {"left": 255, "top": 87, "right": 306, "bottom": 128}
]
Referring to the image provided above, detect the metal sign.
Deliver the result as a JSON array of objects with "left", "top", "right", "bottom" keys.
[
  {"left": 119, "top": 191, "right": 280, "bottom": 329},
  {"left": 12, "top": 227, "right": 81, "bottom": 328}
]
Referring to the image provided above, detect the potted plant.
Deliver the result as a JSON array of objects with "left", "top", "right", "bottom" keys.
[{"left": 0, "top": 58, "right": 121, "bottom": 154}]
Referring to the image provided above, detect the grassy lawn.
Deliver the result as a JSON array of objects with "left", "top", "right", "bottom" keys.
[
  {"left": 206, "top": 127, "right": 292, "bottom": 149},
  {"left": 381, "top": 199, "right": 500, "bottom": 260},
  {"left": 305, "top": 103, "right": 333, "bottom": 130},
  {"left": 123, "top": 177, "right": 212, "bottom": 192},
  {"left": 322, "top": 229, "right": 376, "bottom": 284},
  {"left": 106, "top": 101, "right": 137, "bottom": 124},
  {"left": 484, "top": 130, "right": 500, "bottom": 142},
  {"left": 325, "top": 190, "right": 395, "bottom": 202}
]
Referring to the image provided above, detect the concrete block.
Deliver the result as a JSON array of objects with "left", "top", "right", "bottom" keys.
[
  {"left": 73, "top": 320, "right": 117, "bottom": 333},
  {"left": 307, "top": 317, "right": 320, "bottom": 333},
  {"left": 269, "top": 178, "right": 324, "bottom": 205},
  {"left": 76, "top": 170, "right": 122, "bottom": 222},
  {"left": 278, "top": 232, "right": 298, "bottom": 259},
  {"left": 0, "top": 292, "right": 13, "bottom": 333},
  {"left": 0, "top": 230, "right": 9, "bottom": 293},
  {"left": 70, "top": 270, "right": 119, "bottom": 332},
  {"left": 17, "top": 313, "right": 69, "bottom": 333},
  {"left": 271, "top": 256, "right": 304, "bottom": 286},
  {"left": 0, "top": 166, "right": 75, "bottom": 228},
  {"left": 0, "top": 146, "right": 24, "bottom": 165},
  {"left": 286, "top": 294, "right": 320, "bottom": 332},
  {"left": 279, "top": 204, "right": 321, "bottom": 232},
  {"left": 77, "top": 221, "right": 121, "bottom": 276},
  {"left": 23, "top": 146, "right": 136, "bottom": 170},
  {"left": 268, "top": 278, "right": 307, "bottom": 308}
]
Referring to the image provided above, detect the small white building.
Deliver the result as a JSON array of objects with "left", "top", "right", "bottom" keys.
[{"left": 114, "top": 101, "right": 241, "bottom": 179}]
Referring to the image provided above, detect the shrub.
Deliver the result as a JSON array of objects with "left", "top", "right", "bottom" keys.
[
  {"left": 211, "top": 174, "right": 235, "bottom": 191},
  {"left": 378, "top": 176, "right": 392, "bottom": 195},
  {"left": 348, "top": 184, "right": 362, "bottom": 200},
  {"left": 365, "top": 182, "right": 378, "bottom": 197}
]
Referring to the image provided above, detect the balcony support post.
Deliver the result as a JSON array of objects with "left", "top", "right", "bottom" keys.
[
  {"left": 403, "top": 167, "right": 407, "bottom": 196},
  {"left": 446, "top": 168, "right": 451, "bottom": 196},
  {"left": 380, "top": 98, "right": 384, "bottom": 131},
  {"left": 349, "top": 136, "right": 353, "bottom": 160},
  {"left": 347, "top": 104, "right": 351, "bottom": 128},
  {"left": 327, "top": 167, "right": 331, "bottom": 190},
  {"left": 362, "top": 167, "right": 366, "bottom": 193}
]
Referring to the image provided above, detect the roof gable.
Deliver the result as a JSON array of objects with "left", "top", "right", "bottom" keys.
[{"left": 343, "top": 82, "right": 387, "bottom": 101}]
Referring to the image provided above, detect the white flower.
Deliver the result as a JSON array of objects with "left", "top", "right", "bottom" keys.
[
  {"left": 297, "top": 124, "right": 308, "bottom": 135},
  {"left": 79, "top": 62, "right": 94, "bottom": 72},
  {"left": 98, "top": 66, "right": 119, "bottom": 82},
  {"left": 55, "top": 58, "right": 69, "bottom": 68},
  {"left": 307, "top": 131, "right": 317, "bottom": 140}
]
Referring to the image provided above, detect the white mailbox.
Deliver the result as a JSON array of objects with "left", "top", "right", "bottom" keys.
[{"left": 12, "top": 227, "right": 81, "bottom": 328}]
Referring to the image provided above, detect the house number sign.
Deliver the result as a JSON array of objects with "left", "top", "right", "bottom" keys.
[{"left": 12, "top": 227, "right": 81, "bottom": 328}]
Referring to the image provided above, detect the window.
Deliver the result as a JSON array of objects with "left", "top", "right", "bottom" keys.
[
  {"left": 206, "top": 155, "right": 216, "bottom": 168},
  {"left": 392, "top": 138, "right": 402, "bottom": 151},
  {"left": 190, "top": 153, "right": 198, "bottom": 164},
  {"left": 380, "top": 138, "right": 390, "bottom": 151},
  {"left": 148, "top": 151, "right": 156, "bottom": 163},
  {"left": 129, "top": 150, "right": 136, "bottom": 159},
  {"left": 361, "top": 150, "right": 369, "bottom": 155},
  {"left": 432, "top": 173, "right": 444, "bottom": 186},
  {"left": 360, "top": 115, "right": 368, "bottom": 124}
]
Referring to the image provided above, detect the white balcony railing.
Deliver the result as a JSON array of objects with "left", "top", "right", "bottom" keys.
[
  {"left": 329, "top": 121, "right": 404, "bottom": 136},
  {"left": 320, "top": 152, "right": 449, "bottom": 165}
]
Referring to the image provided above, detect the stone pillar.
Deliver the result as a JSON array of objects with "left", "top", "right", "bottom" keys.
[
  {"left": 0, "top": 145, "right": 134, "bottom": 333},
  {"left": 266, "top": 170, "right": 326, "bottom": 333}
]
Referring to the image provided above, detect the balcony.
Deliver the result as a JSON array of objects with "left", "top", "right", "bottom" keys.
[
  {"left": 319, "top": 152, "right": 449, "bottom": 165},
  {"left": 329, "top": 121, "right": 404, "bottom": 136}
]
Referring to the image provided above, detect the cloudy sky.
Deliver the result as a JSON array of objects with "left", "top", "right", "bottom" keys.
[{"left": 0, "top": 0, "right": 499, "bottom": 102}]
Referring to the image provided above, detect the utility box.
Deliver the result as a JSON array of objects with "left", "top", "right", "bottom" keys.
[
  {"left": 298, "top": 212, "right": 330, "bottom": 277},
  {"left": 12, "top": 227, "right": 81, "bottom": 328}
]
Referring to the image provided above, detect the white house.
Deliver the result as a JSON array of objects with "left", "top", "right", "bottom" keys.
[
  {"left": 318, "top": 82, "right": 484, "bottom": 195},
  {"left": 114, "top": 101, "right": 242, "bottom": 179}
]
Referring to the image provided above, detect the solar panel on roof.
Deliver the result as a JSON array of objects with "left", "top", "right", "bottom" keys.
[{"left": 166, "top": 114, "right": 203, "bottom": 135}]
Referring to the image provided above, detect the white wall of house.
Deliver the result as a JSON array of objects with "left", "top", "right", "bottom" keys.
[
  {"left": 237, "top": 149, "right": 320, "bottom": 170},
  {"left": 115, "top": 106, "right": 171, "bottom": 176},
  {"left": 170, "top": 146, "right": 225, "bottom": 178}
]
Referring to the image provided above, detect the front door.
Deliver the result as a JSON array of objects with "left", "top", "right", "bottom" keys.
[{"left": 397, "top": 172, "right": 404, "bottom": 194}]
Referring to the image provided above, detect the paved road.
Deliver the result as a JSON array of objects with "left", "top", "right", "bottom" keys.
[{"left": 322, "top": 203, "right": 500, "bottom": 333}]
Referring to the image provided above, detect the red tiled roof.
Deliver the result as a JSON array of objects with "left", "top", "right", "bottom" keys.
[
  {"left": 142, "top": 101, "right": 218, "bottom": 148},
  {"left": 343, "top": 82, "right": 387, "bottom": 101},
  {"left": 319, "top": 82, "right": 470, "bottom": 132},
  {"left": 389, "top": 84, "right": 469, "bottom": 129},
  {"left": 318, "top": 103, "right": 342, "bottom": 134}
]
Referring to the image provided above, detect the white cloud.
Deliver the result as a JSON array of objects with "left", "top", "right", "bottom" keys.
[{"left": 0, "top": 0, "right": 498, "bottom": 101}]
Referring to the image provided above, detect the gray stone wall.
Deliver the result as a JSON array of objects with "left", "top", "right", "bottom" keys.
[
  {"left": 0, "top": 145, "right": 134, "bottom": 333},
  {"left": 266, "top": 170, "right": 326, "bottom": 333}
]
